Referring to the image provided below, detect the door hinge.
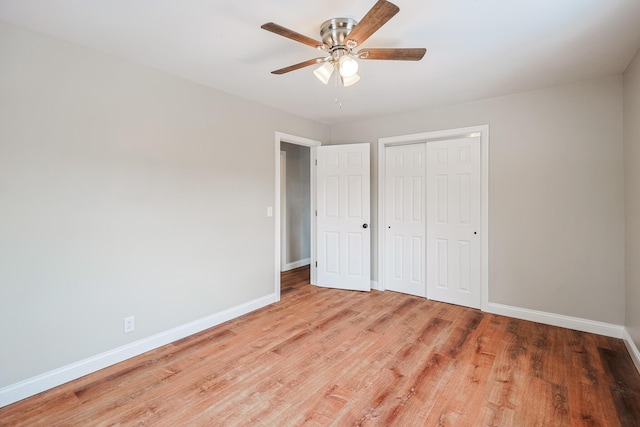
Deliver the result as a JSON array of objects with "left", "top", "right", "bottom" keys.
[
  {"left": 315, "top": 261, "right": 318, "bottom": 267},
  {"left": 315, "top": 210, "right": 317, "bottom": 216},
  {"left": 315, "top": 159, "right": 318, "bottom": 166}
]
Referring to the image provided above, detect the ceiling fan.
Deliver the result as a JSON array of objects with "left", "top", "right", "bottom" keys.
[{"left": 261, "top": 0, "right": 426, "bottom": 87}]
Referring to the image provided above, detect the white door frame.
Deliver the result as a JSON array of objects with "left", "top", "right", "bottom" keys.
[
  {"left": 274, "top": 132, "right": 321, "bottom": 301},
  {"left": 377, "top": 125, "right": 490, "bottom": 310}
]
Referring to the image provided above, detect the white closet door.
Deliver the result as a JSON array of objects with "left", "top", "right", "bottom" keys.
[
  {"left": 426, "top": 136, "right": 481, "bottom": 308},
  {"left": 384, "top": 143, "right": 426, "bottom": 297}
]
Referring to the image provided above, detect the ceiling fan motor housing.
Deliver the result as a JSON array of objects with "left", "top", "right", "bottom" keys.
[{"left": 320, "top": 18, "right": 358, "bottom": 49}]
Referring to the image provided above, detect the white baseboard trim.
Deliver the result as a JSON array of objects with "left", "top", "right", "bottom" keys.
[
  {"left": 0, "top": 293, "right": 277, "bottom": 409},
  {"left": 371, "top": 280, "right": 382, "bottom": 291},
  {"left": 281, "top": 258, "right": 310, "bottom": 271},
  {"left": 623, "top": 328, "right": 640, "bottom": 374},
  {"left": 485, "top": 302, "right": 624, "bottom": 339}
]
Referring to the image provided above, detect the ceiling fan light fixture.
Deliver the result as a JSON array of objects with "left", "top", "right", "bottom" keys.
[
  {"left": 341, "top": 73, "right": 360, "bottom": 87},
  {"left": 262, "top": 1, "right": 426, "bottom": 91},
  {"left": 313, "top": 61, "right": 334, "bottom": 84},
  {"left": 338, "top": 54, "right": 359, "bottom": 78}
]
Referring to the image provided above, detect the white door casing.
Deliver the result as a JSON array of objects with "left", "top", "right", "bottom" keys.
[
  {"left": 384, "top": 143, "right": 426, "bottom": 297},
  {"left": 426, "top": 136, "right": 481, "bottom": 308},
  {"left": 316, "top": 143, "right": 371, "bottom": 291}
]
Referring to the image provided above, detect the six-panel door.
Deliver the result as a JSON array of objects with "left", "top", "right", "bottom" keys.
[
  {"left": 384, "top": 143, "right": 427, "bottom": 297},
  {"left": 316, "top": 143, "right": 371, "bottom": 291},
  {"left": 426, "top": 136, "right": 481, "bottom": 308}
]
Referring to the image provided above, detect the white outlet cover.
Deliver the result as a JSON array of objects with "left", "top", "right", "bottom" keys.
[{"left": 124, "top": 316, "right": 135, "bottom": 333}]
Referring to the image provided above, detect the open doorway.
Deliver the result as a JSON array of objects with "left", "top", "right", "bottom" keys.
[
  {"left": 274, "top": 132, "right": 321, "bottom": 301},
  {"left": 280, "top": 142, "right": 311, "bottom": 273}
]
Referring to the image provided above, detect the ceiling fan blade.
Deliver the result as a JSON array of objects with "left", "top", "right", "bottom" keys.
[
  {"left": 271, "top": 57, "right": 326, "bottom": 75},
  {"left": 261, "top": 22, "right": 328, "bottom": 50},
  {"left": 361, "top": 48, "right": 426, "bottom": 61},
  {"left": 346, "top": 0, "right": 400, "bottom": 47}
]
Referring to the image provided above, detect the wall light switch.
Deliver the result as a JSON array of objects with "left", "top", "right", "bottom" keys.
[{"left": 267, "top": 206, "right": 273, "bottom": 217}]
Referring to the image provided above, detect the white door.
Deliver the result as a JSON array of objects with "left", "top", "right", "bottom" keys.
[
  {"left": 316, "top": 143, "right": 371, "bottom": 291},
  {"left": 384, "top": 144, "right": 426, "bottom": 297},
  {"left": 426, "top": 136, "right": 481, "bottom": 308}
]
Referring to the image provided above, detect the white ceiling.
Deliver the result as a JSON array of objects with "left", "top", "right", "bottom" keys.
[{"left": 2, "top": 0, "right": 640, "bottom": 124}]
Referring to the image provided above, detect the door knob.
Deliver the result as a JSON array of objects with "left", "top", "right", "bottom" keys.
[{"left": 363, "top": 223, "right": 368, "bottom": 229}]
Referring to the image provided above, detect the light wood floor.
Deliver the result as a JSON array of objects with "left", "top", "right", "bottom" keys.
[{"left": 2, "top": 266, "right": 640, "bottom": 426}]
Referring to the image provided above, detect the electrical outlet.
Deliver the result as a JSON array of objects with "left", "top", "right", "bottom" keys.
[{"left": 124, "top": 316, "right": 135, "bottom": 333}]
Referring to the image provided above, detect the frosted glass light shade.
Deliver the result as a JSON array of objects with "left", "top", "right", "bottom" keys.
[
  {"left": 313, "top": 61, "right": 334, "bottom": 84},
  {"left": 338, "top": 55, "right": 359, "bottom": 78},
  {"left": 341, "top": 73, "right": 360, "bottom": 87}
]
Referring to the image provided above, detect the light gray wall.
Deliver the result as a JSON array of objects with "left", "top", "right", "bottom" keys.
[
  {"left": 0, "top": 18, "right": 632, "bottom": 394},
  {"left": 0, "top": 22, "right": 328, "bottom": 387},
  {"left": 624, "top": 48, "right": 640, "bottom": 349},
  {"left": 330, "top": 77, "right": 625, "bottom": 325},
  {"left": 280, "top": 142, "right": 310, "bottom": 266}
]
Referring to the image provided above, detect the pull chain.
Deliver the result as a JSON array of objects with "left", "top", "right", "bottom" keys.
[{"left": 333, "top": 72, "right": 342, "bottom": 109}]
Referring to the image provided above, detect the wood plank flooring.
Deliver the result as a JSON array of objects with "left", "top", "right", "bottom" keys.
[{"left": 2, "top": 266, "right": 640, "bottom": 426}]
